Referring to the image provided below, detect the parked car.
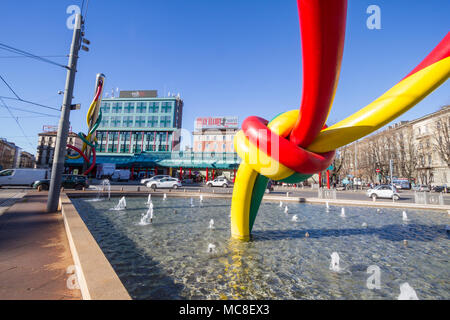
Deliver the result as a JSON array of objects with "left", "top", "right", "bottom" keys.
[
  {"left": 412, "top": 185, "right": 431, "bottom": 192},
  {"left": 366, "top": 185, "right": 400, "bottom": 200},
  {"left": 432, "top": 185, "right": 449, "bottom": 193},
  {"left": 140, "top": 175, "right": 171, "bottom": 185},
  {"left": 33, "top": 175, "right": 89, "bottom": 191},
  {"left": 146, "top": 177, "right": 182, "bottom": 190},
  {"left": 206, "top": 177, "right": 230, "bottom": 188},
  {"left": 0, "top": 168, "right": 50, "bottom": 188}
]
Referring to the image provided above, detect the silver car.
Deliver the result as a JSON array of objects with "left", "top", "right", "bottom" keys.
[
  {"left": 146, "top": 177, "right": 182, "bottom": 190},
  {"left": 140, "top": 175, "right": 171, "bottom": 185},
  {"left": 206, "top": 177, "right": 230, "bottom": 188}
]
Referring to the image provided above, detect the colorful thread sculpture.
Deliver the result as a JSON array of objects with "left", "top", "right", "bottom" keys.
[
  {"left": 66, "top": 74, "right": 105, "bottom": 175},
  {"left": 231, "top": 0, "right": 450, "bottom": 241}
]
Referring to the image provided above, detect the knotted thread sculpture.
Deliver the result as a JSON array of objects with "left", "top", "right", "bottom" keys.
[
  {"left": 230, "top": 0, "right": 450, "bottom": 241},
  {"left": 66, "top": 74, "right": 105, "bottom": 175}
]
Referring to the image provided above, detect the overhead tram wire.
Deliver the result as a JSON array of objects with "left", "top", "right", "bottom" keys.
[
  {"left": 0, "top": 74, "right": 61, "bottom": 111},
  {"left": 0, "top": 55, "right": 67, "bottom": 59},
  {"left": 0, "top": 43, "right": 69, "bottom": 70},
  {"left": 0, "top": 96, "right": 60, "bottom": 111},
  {"left": 0, "top": 105, "right": 59, "bottom": 118},
  {"left": 0, "top": 97, "right": 35, "bottom": 148}
]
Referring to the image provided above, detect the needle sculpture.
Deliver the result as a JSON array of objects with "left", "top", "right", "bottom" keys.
[
  {"left": 66, "top": 74, "right": 105, "bottom": 175},
  {"left": 230, "top": 0, "right": 450, "bottom": 241}
]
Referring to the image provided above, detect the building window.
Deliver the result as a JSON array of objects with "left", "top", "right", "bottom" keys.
[
  {"left": 101, "top": 103, "right": 111, "bottom": 113},
  {"left": 123, "top": 116, "right": 134, "bottom": 127},
  {"left": 147, "top": 116, "right": 159, "bottom": 127},
  {"left": 111, "top": 116, "right": 121, "bottom": 127},
  {"left": 136, "top": 102, "right": 147, "bottom": 113},
  {"left": 149, "top": 102, "right": 159, "bottom": 113},
  {"left": 100, "top": 116, "right": 110, "bottom": 127},
  {"left": 146, "top": 132, "right": 155, "bottom": 142},
  {"left": 124, "top": 102, "right": 135, "bottom": 113},
  {"left": 112, "top": 102, "right": 123, "bottom": 113},
  {"left": 160, "top": 116, "right": 172, "bottom": 128},
  {"left": 135, "top": 116, "right": 146, "bottom": 127},
  {"left": 161, "top": 102, "right": 172, "bottom": 113}
]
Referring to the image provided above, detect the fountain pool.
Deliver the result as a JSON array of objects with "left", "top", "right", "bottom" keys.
[{"left": 71, "top": 197, "right": 449, "bottom": 300}]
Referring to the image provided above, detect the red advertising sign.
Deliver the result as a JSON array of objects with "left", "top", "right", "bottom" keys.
[{"left": 194, "top": 116, "right": 238, "bottom": 130}]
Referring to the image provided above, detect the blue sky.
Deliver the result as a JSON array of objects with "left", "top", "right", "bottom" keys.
[{"left": 1, "top": 0, "right": 449, "bottom": 154}]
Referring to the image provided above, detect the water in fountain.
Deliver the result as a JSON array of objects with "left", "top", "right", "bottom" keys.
[
  {"left": 330, "top": 252, "right": 341, "bottom": 272},
  {"left": 362, "top": 222, "right": 368, "bottom": 228},
  {"left": 207, "top": 243, "right": 216, "bottom": 254},
  {"left": 340, "top": 208, "right": 346, "bottom": 218},
  {"left": 292, "top": 215, "right": 298, "bottom": 222},
  {"left": 139, "top": 203, "right": 154, "bottom": 225},
  {"left": 163, "top": 193, "right": 167, "bottom": 200},
  {"left": 398, "top": 283, "right": 419, "bottom": 300},
  {"left": 326, "top": 202, "right": 330, "bottom": 211},
  {"left": 146, "top": 194, "right": 152, "bottom": 205},
  {"left": 200, "top": 195, "right": 204, "bottom": 202},
  {"left": 111, "top": 196, "right": 126, "bottom": 211},
  {"left": 284, "top": 206, "right": 289, "bottom": 214},
  {"left": 402, "top": 211, "right": 408, "bottom": 222},
  {"left": 280, "top": 201, "right": 283, "bottom": 208},
  {"left": 209, "top": 219, "right": 215, "bottom": 230},
  {"left": 102, "top": 179, "right": 111, "bottom": 200}
]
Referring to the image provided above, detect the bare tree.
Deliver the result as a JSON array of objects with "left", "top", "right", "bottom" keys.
[{"left": 431, "top": 112, "right": 450, "bottom": 167}]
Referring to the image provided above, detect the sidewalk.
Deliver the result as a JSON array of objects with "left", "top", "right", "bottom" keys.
[{"left": 0, "top": 191, "right": 81, "bottom": 300}]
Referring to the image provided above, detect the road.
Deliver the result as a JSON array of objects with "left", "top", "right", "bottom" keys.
[
  {"left": 1, "top": 184, "right": 449, "bottom": 207},
  {"left": 87, "top": 182, "right": 450, "bottom": 206}
]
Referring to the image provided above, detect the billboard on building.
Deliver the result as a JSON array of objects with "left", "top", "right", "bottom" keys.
[
  {"left": 119, "top": 90, "right": 158, "bottom": 98},
  {"left": 194, "top": 116, "right": 239, "bottom": 131}
]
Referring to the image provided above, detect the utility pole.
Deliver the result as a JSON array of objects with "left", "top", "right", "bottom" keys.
[{"left": 47, "top": 14, "right": 83, "bottom": 212}]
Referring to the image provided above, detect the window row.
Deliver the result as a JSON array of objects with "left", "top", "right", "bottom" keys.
[
  {"left": 100, "top": 116, "right": 173, "bottom": 128},
  {"left": 96, "top": 132, "right": 173, "bottom": 143},
  {"left": 100, "top": 101, "right": 174, "bottom": 114}
]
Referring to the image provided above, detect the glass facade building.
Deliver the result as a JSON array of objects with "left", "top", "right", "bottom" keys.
[{"left": 96, "top": 92, "right": 183, "bottom": 155}]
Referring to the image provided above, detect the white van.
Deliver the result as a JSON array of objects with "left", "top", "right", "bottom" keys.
[
  {"left": 111, "top": 169, "right": 130, "bottom": 182},
  {"left": 0, "top": 168, "right": 50, "bottom": 187}
]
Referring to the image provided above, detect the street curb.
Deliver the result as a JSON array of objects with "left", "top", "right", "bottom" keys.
[{"left": 59, "top": 193, "right": 131, "bottom": 300}]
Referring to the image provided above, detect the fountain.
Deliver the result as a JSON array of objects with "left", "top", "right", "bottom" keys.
[
  {"left": 340, "top": 208, "right": 346, "bottom": 218},
  {"left": 279, "top": 201, "right": 283, "bottom": 208},
  {"left": 402, "top": 211, "right": 408, "bottom": 222},
  {"left": 362, "top": 222, "right": 368, "bottom": 228},
  {"left": 87, "top": 179, "right": 111, "bottom": 202},
  {"left": 190, "top": 198, "right": 194, "bottom": 208},
  {"left": 146, "top": 194, "right": 152, "bottom": 205},
  {"left": 207, "top": 243, "right": 217, "bottom": 254},
  {"left": 292, "top": 215, "right": 298, "bottom": 222},
  {"left": 330, "top": 252, "right": 342, "bottom": 272},
  {"left": 102, "top": 179, "right": 111, "bottom": 200},
  {"left": 398, "top": 283, "right": 419, "bottom": 300},
  {"left": 163, "top": 193, "right": 167, "bottom": 200},
  {"left": 71, "top": 196, "right": 449, "bottom": 300},
  {"left": 209, "top": 219, "right": 215, "bottom": 230},
  {"left": 110, "top": 196, "right": 126, "bottom": 211},
  {"left": 284, "top": 206, "right": 289, "bottom": 214},
  {"left": 200, "top": 195, "right": 204, "bottom": 202},
  {"left": 139, "top": 203, "right": 154, "bottom": 225},
  {"left": 326, "top": 202, "right": 330, "bottom": 211}
]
